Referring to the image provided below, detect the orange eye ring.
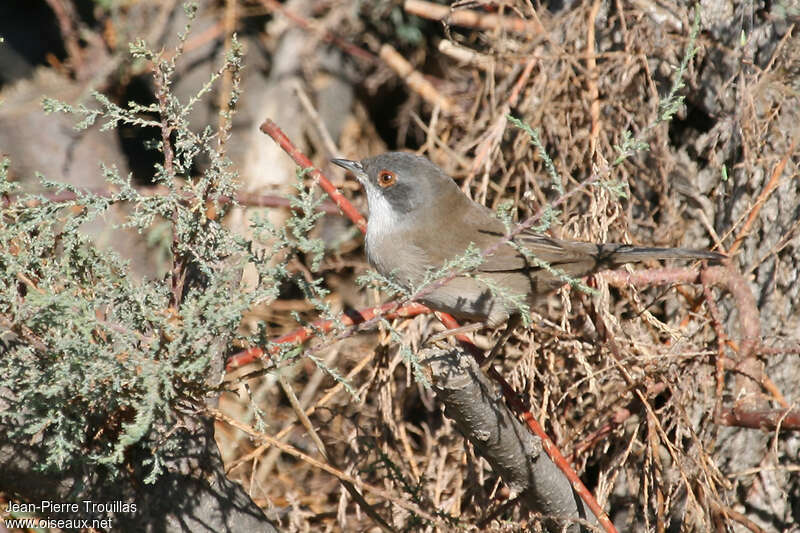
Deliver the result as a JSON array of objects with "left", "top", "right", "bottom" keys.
[{"left": 377, "top": 169, "right": 397, "bottom": 188}]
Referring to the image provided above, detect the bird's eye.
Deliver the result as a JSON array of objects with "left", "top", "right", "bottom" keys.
[{"left": 377, "top": 169, "right": 397, "bottom": 188}]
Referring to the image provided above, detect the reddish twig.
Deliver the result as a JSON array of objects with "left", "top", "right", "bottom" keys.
[
  {"left": 704, "top": 283, "right": 728, "bottom": 420},
  {"left": 602, "top": 266, "right": 714, "bottom": 288},
  {"left": 226, "top": 302, "right": 430, "bottom": 369},
  {"left": 729, "top": 139, "right": 796, "bottom": 255},
  {"left": 759, "top": 344, "right": 800, "bottom": 356},
  {"left": 700, "top": 265, "right": 761, "bottom": 361},
  {"left": 260, "top": 119, "right": 368, "bottom": 233},
  {"left": 717, "top": 406, "right": 800, "bottom": 431}
]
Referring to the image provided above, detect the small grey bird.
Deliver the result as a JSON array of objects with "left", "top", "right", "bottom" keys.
[{"left": 332, "top": 152, "right": 723, "bottom": 337}]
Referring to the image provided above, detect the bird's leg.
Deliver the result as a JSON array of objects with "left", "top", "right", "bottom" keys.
[{"left": 480, "top": 313, "right": 521, "bottom": 371}]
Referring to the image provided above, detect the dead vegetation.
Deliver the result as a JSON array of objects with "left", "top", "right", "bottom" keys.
[
  {"left": 216, "top": 2, "right": 800, "bottom": 531},
  {"left": 2, "top": 0, "right": 798, "bottom": 532}
]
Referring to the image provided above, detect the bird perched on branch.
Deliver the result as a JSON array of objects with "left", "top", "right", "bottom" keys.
[{"left": 332, "top": 152, "right": 723, "bottom": 366}]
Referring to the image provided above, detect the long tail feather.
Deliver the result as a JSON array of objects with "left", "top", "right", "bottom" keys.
[{"left": 599, "top": 244, "right": 725, "bottom": 265}]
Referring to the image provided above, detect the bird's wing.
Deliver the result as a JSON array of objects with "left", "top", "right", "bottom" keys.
[
  {"left": 406, "top": 198, "right": 596, "bottom": 274},
  {"left": 477, "top": 230, "right": 603, "bottom": 274}
]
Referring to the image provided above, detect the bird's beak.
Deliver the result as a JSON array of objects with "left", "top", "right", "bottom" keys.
[{"left": 331, "top": 158, "right": 363, "bottom": 175}]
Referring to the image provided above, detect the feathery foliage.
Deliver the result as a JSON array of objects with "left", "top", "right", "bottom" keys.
[{"left": 0, "top": 4, "right": 328, "bottom": 482}]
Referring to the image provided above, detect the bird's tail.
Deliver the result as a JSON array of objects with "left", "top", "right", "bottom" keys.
[{"left": 598, "top": 244, "right": 725, "bottom": 266}]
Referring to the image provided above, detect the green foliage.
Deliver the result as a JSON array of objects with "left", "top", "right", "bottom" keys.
[
  {"left": 528, "top": 204, "right": 561, "bottom": 234},
  {"left": 0, "top": 7, "right": 327, "bottom": 483},
  {"left": 384, "top": 318, "right": 428, "bottom": 387},
  {"left": 495, "top": 199, "right": 516, "bottom": 232},
  {"left": 356, "top": 269, "right": 410, "bottom": 298},
  {"left": 658, "top": 6, "right": 701, "bottom": 124},
  {"left": 613, "top": 129, "right": 650, "bottom": 166},
  {"left": 1, "top": 175, "right": 181, "bottom": 475},
  {"left": 597, "top": 179, "right": 629, "bottom": 199},
  {"left": 419, "top": 243, "right": 485, "bottom": 290},
  {"left": 614, "top": 3, "right": 702, "bottom": 166},
  {"left": 508, "top": 114, "right": 564, "bottom": 195}
]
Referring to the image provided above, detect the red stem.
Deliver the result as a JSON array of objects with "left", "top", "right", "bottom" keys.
[
  {"left": 260, "top": 119, "right": 367, "bottom": 234},
  {"left": 226, "top": 302, "right": 430, "bottom": 369}
]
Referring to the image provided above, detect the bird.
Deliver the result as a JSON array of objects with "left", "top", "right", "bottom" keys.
[{"left": 332, "top": 152, "right": 723, "bottom": 366}]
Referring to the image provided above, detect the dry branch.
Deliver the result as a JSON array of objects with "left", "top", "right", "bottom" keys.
[
  {"left": 258, "top": 0, "right": 377, "bottom": 64},
  {"left": 43, "top": 0, "right": 85, "bottom": 77},
  {"left": 717, "top": 406, "right": 800, "bottom": 431},
  {"left": 426, "top": 345, "right": 600, "bottom": 533},
  {"left": 379, "top": 44, "right": 459, "bottom": 116},
  {"left": 729, "top": 139, "right": 796, "bottom": 255},
  {"left": 404, "top": 0, "right": 544, "bottom": 34}
]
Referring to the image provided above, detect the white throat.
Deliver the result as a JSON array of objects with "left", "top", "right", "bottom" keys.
[
  {"left": 364, "top": 187, "right": 405, "bottom": 266},
  {"left": 366, "top": 187, "right": 402, "bottom": 236}
]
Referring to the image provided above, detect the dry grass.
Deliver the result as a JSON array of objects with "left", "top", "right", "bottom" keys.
[{"left": 215, "top": 1, "right": 799, "bottom": 531}]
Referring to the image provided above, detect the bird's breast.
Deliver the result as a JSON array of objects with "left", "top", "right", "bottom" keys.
[{"left": 365, "top": 223, "right": 430, "bottom": 288}]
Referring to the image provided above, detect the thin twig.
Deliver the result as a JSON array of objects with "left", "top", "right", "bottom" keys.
[
  {"left": 586, "top": 0, "right": 603, "bottom": 158},
  {"left": 466, "top": 58, "right": 536, "bottom": 192},
  {"left": 379, "top": 44, "right": 459, "bottom": 116},
  {"left": 258, "top": 0, "right": 377, "bottom": 64},
  {"left": 404, "top": 0, "right": 544, "bottom": 34},
  {"left": 217, "top": 0, "right": 238, "bottom": 155},
  {"left": 260, "top": 119, "right": 368, "bottom": 233},
  {"left": 225, "top": 348, "right": 377, "bottom": 473},
  {"left": 276, "top": 375, "right": 397, "bottom": 533},
  {"left": 44, "top": 0, "right": 85, "bottom": 78},
  {"left": 729, "top": 139, "right": 796, "bottom": 254},
  {"left": 226, "top": 301, "right": 430, "bottom": 369},
  {"left": 151, "top": 56, "right": 186, "bottom": 308},
  {"left": 208, "top": 407, "right": 439, "bottom": 523},
  {"left": 294, "top": 81, "right": 340, "bottom": 158}
]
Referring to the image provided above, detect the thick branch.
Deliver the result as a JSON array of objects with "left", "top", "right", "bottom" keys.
[{"left": 425, "top": 346, "right": 600, "bottom": 533}]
